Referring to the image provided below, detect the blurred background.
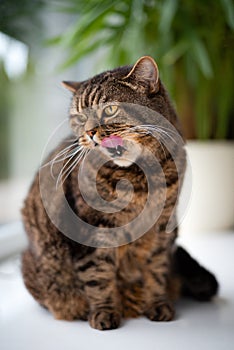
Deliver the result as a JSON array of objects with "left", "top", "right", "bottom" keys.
[{"left": 0, "top": 0, "right": 233, "bottom": 234}]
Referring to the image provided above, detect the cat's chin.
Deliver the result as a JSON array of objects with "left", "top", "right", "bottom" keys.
[
  {"left": 112, "top": 158, "right": 134, "bottom": 167},
  {"left": 110, "top": 145, "right": 142, "bottom": 167}
]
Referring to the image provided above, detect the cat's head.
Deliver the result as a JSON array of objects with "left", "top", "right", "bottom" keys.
[{"left": 62, "top": 56, "right": 180, "bottom": 167}]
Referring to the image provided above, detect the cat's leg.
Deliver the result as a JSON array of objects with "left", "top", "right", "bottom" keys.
[
  {"left": 143, "top": 246, "right": 175, "bottom": 322},
  {"left": 22, "top": 249, "right": 46, "bottom": 307},
  {"left": 22, "top": 248, "right": 89, "bottom": 321},
  {"left": 77, "top": 248, "right": 121, "bottom": 330}
]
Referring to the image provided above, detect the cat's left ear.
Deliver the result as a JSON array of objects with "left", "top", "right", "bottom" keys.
[
  {"left": 123, "top": 56, "right": 159, "bottom": 94},
  {"left": 61, "top": 81, "right": 80, "bottom": 93}
]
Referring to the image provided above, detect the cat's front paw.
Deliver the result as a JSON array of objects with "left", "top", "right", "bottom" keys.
[
  {"left": 89, "top": 309, "right": 121, "bottom": 330},
  {"left": 145, "top": 300, "right": 175, "bottom": 322}
]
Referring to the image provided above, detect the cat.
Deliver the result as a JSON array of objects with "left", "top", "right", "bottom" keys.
[{"left": 21, "top": 56, "right": 218, "bottom": 330}]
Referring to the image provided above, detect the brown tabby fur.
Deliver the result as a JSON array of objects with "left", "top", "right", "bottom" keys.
[{"left": 22, "top": 56, "right": 218, "bottom": 330}]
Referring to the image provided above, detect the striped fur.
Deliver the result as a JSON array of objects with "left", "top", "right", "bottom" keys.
[{"left": 22, "top": 57, "right": 218, "bottom": 330}]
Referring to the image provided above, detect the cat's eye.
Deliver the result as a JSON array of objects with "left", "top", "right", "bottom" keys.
[
  {"left": 76, "top": 114, "right": 88, "bottom": 124},
  {"left": 104, "top": 105, "right": 118, "bottom": 116}
]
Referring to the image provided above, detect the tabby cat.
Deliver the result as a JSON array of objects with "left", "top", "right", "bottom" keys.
[{"left": 22, "top": 56, "right": 218, "bottom": 330}]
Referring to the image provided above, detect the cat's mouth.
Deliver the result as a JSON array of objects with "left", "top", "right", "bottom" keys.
[
  {"left": 79, "top": 132, "right": 142, "bottom": 167},
  {"left": 101, "top": 135, "right": 127, "bottom": 158},
  {"left": 99, "top": 135, "right": 142, "bottom": 167},
  {"left": 106, "top": 145, "right": 126, "bottom": 158}
]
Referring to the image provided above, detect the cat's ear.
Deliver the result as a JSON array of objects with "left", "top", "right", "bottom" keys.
[
  {"left": 61, "top": 81, "right": 80, "bottom": 93},
  {"left": 123, "top": 56, "right": 159, "bottom": 94}
]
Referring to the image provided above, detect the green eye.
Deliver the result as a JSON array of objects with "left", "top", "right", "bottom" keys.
[
  {"left": 104, "top": 105, "right": 118, "bottom": 116},
  {"left": 77, "top": 114, "right": 88, "bottom": 123}
]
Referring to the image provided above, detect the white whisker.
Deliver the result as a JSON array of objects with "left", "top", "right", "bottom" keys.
[
  {"left": 119, "top": 124, "right": 175, "bottom": 159},
  {"left": 56, "top": 148, "right": 86, "bottom": 189},
  {"left": 63, "top": 137, "right": 79, "bottom": 143},
  {"left": 153, "top": 125, "right": 179, "bottom": 136},
  {"left": 52, "top": 142, "right": 80, "bottom": 161},
  {"left": 41, "top": 142, "right": 79, "bottom": 169},
  {"left": 60, "top": 148, "right": 89, "bottom": 187},
  {"left": 80, "top": 149, "right": 90, "bottom": 174},
  {"left": 56, "top": 148, "right": 84, "bottom": 188},
  {"left": 156, "top": 137, "right": 167, "bottom": 159},
  {"left": 50, "top": 145, "right": 81, "bottom": 179},
  {"left": 120, "top": 127, "right": 150, "bottom": 136},
  {"left": 140, "top": 125, "right": 177, "bottom": 143}
]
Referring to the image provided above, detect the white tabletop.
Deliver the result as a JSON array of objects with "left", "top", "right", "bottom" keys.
[{"left": 0, "top": 230, "right": 233, "bottom": 350}]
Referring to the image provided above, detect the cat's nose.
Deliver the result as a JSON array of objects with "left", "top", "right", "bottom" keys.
[{"left": 86, "top": 129, "right": 96, "bottom": 139}]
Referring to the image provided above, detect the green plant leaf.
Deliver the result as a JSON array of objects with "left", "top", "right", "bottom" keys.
[
  {"left": 59, "top": 35, "right": 110, "bottom": 70},
  {"left": 46, "top": 0, "right": 234, "bottom": 139},
  {"left": 45, "top": 35, "right": 62, "bottom": 45},
  {"left": 162, "top": 40, "right": 189, "bottom": 65},
  {"left": 220, "top": 0, "right": 234, "bottom": 29},
  {"left": 215, "top": 59, "right": 234, "bottom": 138},
  {"left": 159, "top": 0, "right": 178, "bottom": 33},
  {"left": 191, "top": 37, "right": 213, "bottom": 79},
  {"left": 57, "top": 1, "right": 117, "bottom": 48},
  {"left": 194, "top": 77, "right": 212, "bottom": 139}
]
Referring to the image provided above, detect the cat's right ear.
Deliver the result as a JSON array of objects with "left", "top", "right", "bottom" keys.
[
  {"left": 61, "top": 81, "right": 80, "bottom": 93},
  {"left": 123, "top": 56, "right": 159, "bottom": 94}
]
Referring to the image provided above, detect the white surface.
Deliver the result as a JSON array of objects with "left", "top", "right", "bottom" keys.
[
  {"left": 0, "top": 231, "right": 234, "bottom": 350},
  {"left": 180, "top": 141, "right": 234, "bottom": 233},
  {"left": 0, "top": 222, "right": 27, "bottom": 260},
  {"left": 0, "top": 179, "right": 30, "bottom": 222}
]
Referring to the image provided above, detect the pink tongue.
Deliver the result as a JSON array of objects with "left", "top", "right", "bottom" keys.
[{"left": 101, "top": 135, "right": 123, "bottom": 148}]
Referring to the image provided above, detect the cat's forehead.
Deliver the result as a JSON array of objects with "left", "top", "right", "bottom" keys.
[
  {"left": 74, "top": 83, "right": 108, "bottom": 113},
  {"left": 70, "top": 67, "right": 132, "bottom": 113}
]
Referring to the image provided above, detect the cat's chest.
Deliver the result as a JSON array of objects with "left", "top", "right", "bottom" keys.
[
  {"left": 116, "top": 231, "right": 159, "bottom": 283},
  {"left": 75, "top": 162, "right": 148, "bottom": 205},
  {"left": 116, "top": 245, "right": 143, "bottom": 283}
]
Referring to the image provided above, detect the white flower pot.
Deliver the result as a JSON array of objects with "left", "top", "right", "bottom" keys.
[{"left": 179, "top": 141, "right": 234, "bottom": 234}]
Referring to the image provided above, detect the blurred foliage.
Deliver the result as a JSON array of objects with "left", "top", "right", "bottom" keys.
[
  {"left": 49, "top": 0, "right": 234, "bottom": 139},
  {"left": 0, "top": 0, "right": 44, "bottom": 44},
  {"left": 0, "top": 0, "right": 45, "bottom": 179}
]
